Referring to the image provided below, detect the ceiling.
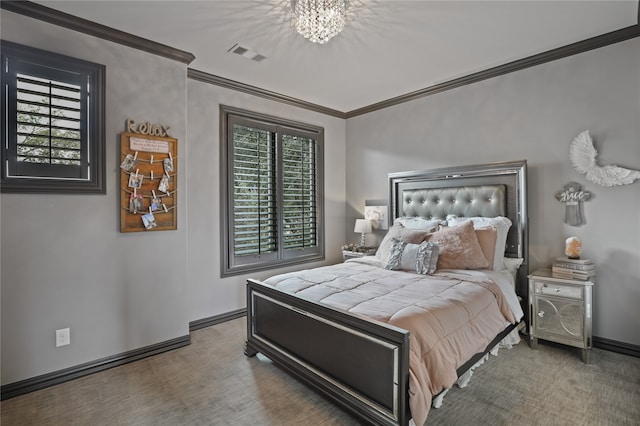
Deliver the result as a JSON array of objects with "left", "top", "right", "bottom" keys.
[{"left": 31, "top": 1, "right": 638, "bottom": 113}]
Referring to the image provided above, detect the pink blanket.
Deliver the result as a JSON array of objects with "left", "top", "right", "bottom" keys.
[{"left": 264, "top": 261, "right": 517, "bottom": 426}]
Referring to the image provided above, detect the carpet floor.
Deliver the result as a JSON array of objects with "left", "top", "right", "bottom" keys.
[{"left": 2, "top": 317, "right": 639, "bottom": 425}]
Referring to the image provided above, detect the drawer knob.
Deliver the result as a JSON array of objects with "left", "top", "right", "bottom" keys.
[
  {"left": 555, "top": 288, "right": 561, "bottom": 293},
  {"left": 538, "top": 311, "right": 545, "bottom": 318}
]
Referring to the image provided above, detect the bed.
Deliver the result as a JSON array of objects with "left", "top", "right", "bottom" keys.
[{"left": 244, "top": 160, "right": 528, "bottom": 426}]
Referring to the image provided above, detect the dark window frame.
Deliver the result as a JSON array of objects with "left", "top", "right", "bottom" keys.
[
  {"left": 220, "top": 105, "right": 325, "bottom": 277},
  {"left": 1, "top": 40, "right": 106, "bottom": 193}
]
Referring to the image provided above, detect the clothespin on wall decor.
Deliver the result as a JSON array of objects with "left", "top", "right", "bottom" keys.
[
  {"left": 151, "top": 170, "right": 154, "bottom": 181},
  {"left": 133, "top": 187, "right": 138, "bottom": 213},
  {"left": 133, "top": 151, "right": 138, "bottom": 160},
  {"left": 163, "top": 204, "right": 169, "bottom": 213},
  {"left": 150, "top": 155, "right": 154, "bottom": 164}
]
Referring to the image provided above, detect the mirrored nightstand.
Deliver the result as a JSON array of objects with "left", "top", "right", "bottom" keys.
[
  {"left": 342, "top": 247, "right": 377, "bottom": 261},
  {"left": 528, "top": 269, "right": 594, "bottom": 363}
]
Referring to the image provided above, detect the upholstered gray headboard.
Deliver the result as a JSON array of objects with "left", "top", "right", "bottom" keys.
[
  {"left": 401, "top": 185, "right": 506, "bottom": 220},
  {"left": 388, "top": 160, "right": 528, "bottom": 297}
]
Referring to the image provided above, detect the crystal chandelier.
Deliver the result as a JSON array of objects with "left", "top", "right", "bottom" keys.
[{"left": 293, "top": 0, "right": 346, "bottom": 44}]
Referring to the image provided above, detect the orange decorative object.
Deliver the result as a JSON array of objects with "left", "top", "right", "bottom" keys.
[{"left": 565, "top": 237, "right": 582, "bottom": 259}]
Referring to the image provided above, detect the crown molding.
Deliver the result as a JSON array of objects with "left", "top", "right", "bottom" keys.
[
  {"left": 346, "top": 24, "right": 640, "bottom": 118},
  {"left": 1, "top": 1, "right": 195, "bottom": 64},
  {"left": 187, "top": 69, "right": 346, "bottom": 119}
]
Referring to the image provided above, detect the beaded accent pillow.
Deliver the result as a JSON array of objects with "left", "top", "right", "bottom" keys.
[{"left": 385, "top": 238, "right": 439, "bottom": 274}]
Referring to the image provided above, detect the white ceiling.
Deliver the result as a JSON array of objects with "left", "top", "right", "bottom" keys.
[{"left": 32, "top": 1, "right": 638, "bottom": 112}]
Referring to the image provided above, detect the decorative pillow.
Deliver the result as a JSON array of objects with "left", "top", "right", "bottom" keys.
[
  {"left": 426, "top": 220, "right": 489, "bottom": 270},
  {"left": 394, "top": 217, "right": 445, "bottom": 230},
  {"left": 474, "top": 227, "right": 498, "bottom": 270},
  {"left": 503, "top": 257, "right": 525, "bottom": 279},
  {"left": 375, "top": 223, "right": 433, "bottom": 261},
  {"left": 447, "top": 216, "right": 512, "bottom": 271},
  {"left": 385, "top": 238, "right": 439, "bottom": 274}
]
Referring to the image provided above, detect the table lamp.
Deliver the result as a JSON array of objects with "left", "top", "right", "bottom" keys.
[{"left": 354, "top": 219, "right": 372, "bottom": 247}]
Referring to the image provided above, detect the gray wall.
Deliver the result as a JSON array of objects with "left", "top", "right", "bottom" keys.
[
  {"left": 1, "top": 12, "right": 190, "bottom": 384},
  {"left": 186, "top": 79, "right": 346, "bottom": 322},
  {"left": 345, "top": 38, "right": 640, "bottom": 346},
  {"left": 1, "top": 10, "right": 348, "bottom": 385}
]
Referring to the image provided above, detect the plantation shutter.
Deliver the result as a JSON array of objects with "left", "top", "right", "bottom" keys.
[
  {"left": 230, "top": 120, "right": 278, "bottom": 266},
  {"left": 7, "top": 61, "right": 88, "bottom": 180},
  {"left": 222, "top": 106, "right": 324, "bottom": 276},
  {"left": 281, "top": 132, "right": 318, "bottom": 254},
  {"left": 1, "top": 41, "right": 105, "bottom": 193}
]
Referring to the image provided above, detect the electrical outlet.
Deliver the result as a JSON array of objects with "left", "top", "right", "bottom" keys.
[{"left": 56, "top": 328, "right": 70, "bottom": 347}]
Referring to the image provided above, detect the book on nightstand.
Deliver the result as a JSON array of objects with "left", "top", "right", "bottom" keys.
[
  {"left": 555, "top": 257, "right": 593, "bottom": 265},
  {"left": 552, "top": 257, "right": 595, "bottom": 280}
]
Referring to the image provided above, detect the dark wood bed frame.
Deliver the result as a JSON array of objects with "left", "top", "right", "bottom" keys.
[{"left": 245, "top": 160, "right": 528, "bottom": 426}]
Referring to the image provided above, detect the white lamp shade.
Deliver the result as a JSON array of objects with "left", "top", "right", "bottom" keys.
[{"left": 354, "top": 219, "right": 372, "bottom": 234}]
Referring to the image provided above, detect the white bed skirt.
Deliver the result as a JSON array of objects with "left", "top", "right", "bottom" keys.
[{"left": 431, "top": 326, "right": 522, "bottom": 409}]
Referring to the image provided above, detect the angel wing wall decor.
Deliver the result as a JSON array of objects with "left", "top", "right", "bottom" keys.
[{"left": 569, "top": 130, "right": 640, "bottom": 187}]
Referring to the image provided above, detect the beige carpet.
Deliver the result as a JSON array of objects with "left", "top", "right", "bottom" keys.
[
  {"left": 427, "top": 339, "right": 640, "bottom": 425},
  {"left": 2, "top": 317, "right": 639, "bottom": 425}
]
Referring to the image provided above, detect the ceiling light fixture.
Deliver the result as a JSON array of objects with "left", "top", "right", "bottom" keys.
[{"left": 293, "top": 0, "right": 346, "bottom": 44}]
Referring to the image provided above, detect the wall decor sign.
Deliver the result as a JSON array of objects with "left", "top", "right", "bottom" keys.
[
  {"left": 129, "top": 136, "right": 170, "bottom": 153},
  {"left": 126, "top": 118, "right": 171, "bottom": 138},
  {"left": 120, "top": 121, "right": 177, "bottom": 232},
  {"left": 555, "top": 182, "right": 592, "bottom": 226},
  {"left": 569, "top": 130, "right": 640, "bottom": 187}
]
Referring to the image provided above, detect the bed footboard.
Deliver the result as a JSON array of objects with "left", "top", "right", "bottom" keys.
[{"left": 245, "top": 279, "right": 410, "bottom": 426}]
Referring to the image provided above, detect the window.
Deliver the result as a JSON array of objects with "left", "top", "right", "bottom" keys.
[
  {"left": 1, "top": 41, "right": 105, "bottom": 193},
  {"left": 221, "top": 106, "right": 324, "bottom": 276}
]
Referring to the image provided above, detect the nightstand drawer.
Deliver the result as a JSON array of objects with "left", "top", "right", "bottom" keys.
[{"left": 535, "top": 281, "right": 583, "bottom": 300}]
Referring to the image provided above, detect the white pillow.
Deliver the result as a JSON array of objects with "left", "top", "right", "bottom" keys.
[
  {"left": 394, "top": 216, "right": 444, "bottom": 230},
  {"left": 447, "top": 216, "right": 512, "bottom": 271},
  {"left": 503, "top": 257, "right": 524, "bottom": 279}
]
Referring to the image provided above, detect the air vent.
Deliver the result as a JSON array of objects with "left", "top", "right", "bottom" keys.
[{"left": 228, "top": 44, "right": 266, "bottom": 62}]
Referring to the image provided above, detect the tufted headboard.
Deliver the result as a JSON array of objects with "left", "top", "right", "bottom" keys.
[
  {"left": 401, "top": 185, "right": 506, "bottom": 220},
  {"left": 388, "top": 160, "right": 528, "bottom": 298}
]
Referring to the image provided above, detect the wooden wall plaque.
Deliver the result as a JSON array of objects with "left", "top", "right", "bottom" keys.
[{"left": 120, "top": 132, "right": 177, "bottom": 232}]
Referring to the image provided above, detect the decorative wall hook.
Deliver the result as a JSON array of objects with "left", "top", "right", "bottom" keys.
[{"left": 555, "top": 182, "right": 592, "bottom": 226}]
